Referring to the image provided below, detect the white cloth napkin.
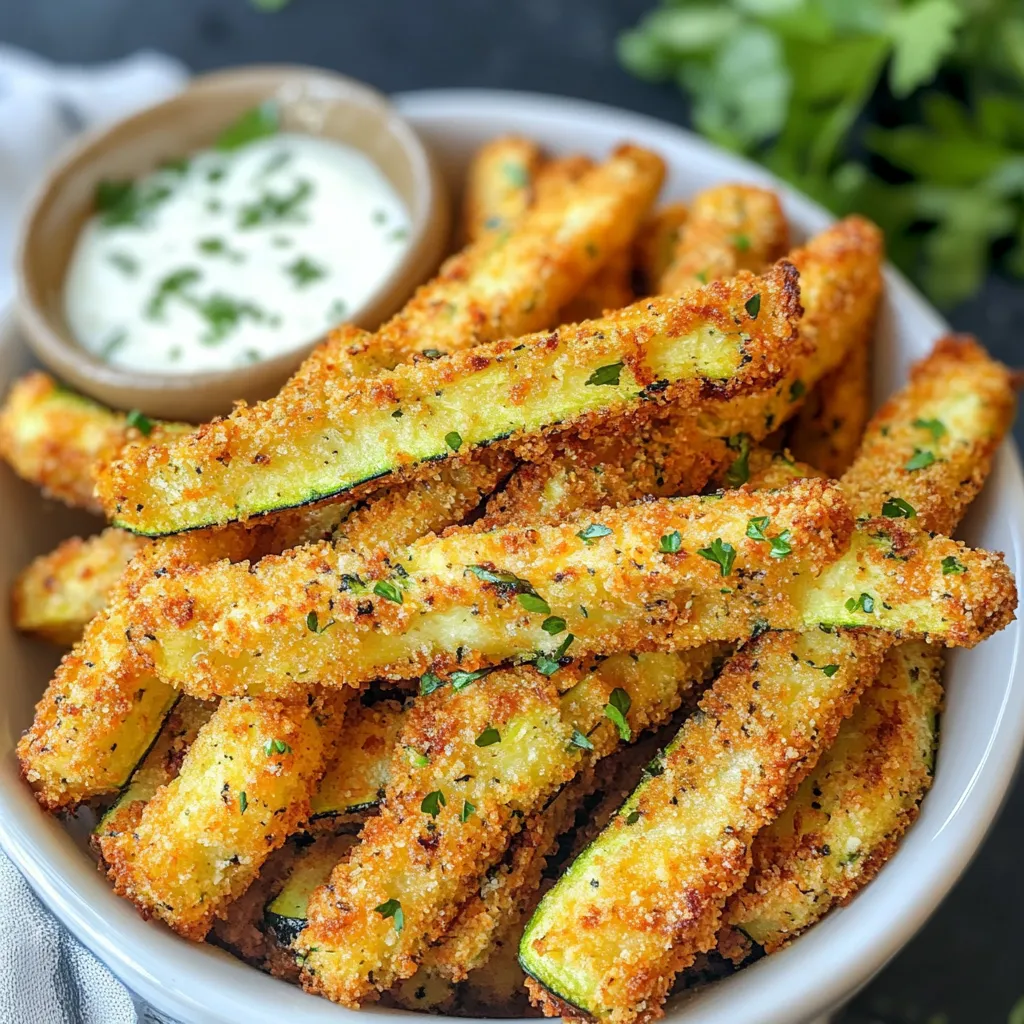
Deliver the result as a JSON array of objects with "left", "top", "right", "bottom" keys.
[{"left": 0, "top": 46, "right": 188, "bottom": 1024}]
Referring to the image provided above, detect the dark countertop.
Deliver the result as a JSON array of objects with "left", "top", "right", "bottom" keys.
[{"left": 3, "top": 2, "right": 1022, "bottom": 1021}]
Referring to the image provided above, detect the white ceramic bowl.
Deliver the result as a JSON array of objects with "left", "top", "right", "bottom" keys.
[{"left": 0, "top": 89, "right": 1021, "bottom": 1024}]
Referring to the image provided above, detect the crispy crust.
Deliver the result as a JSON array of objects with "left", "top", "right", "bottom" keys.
[
  {"left": 125, "top": 480, "right": 853, "bottom": 698},
  {"left": 97, "top": 261, "right": 800, "bottom": 535},
  {"left": 522, "top": 629, "right": 891, "bottom": 1023},
  {"left": 100, "top": 694, "right": 335, "bottom": 940},
  {"left": 719, "top": 641, "right": 942, "bottom": 957},
  {"left": 11, "top": 528, "right": 147, "bottom": 645},
  {"left": 459, "top": 135, "right": 543, "bottom": 244},
  {"left": 841, "top": 335, "right": 1018, "bottom": 531}
]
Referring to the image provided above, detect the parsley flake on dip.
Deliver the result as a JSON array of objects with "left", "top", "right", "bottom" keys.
[{"left": 63, "top": 103, "right": 411, "bottom": 373}]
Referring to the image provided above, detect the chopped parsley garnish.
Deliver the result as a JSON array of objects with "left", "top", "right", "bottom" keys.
[
  {"left": 942, "top": 555, "right": 967, "bottom": 575},
  {"left": 101, "top": 330, "right": 128, "bottom": 360},
  {"left": 420, "top": 790, "right": 446, "bottom": 817},
  {"left": 625, "top": 810, "right": 642, "bottom": 825},
  {"left": 445, "top": 430, "right": 463, "bottom": 452},
  {"left": 451, "top": 667, "right": 492, "bottom": 691},
  {"left": 466, "top": 565, "right": 539, "bottom": 601},
  {"left": 374, "top": 898, "right": 404, "bottom": 932},
  {"left": 577, "top": 523, "right": 613, "bottom": 543},
  {"left": 503, "top": 162, "right": 530, "bottom": 187},
  {"left": 518, "top": 593, "right": 551, "bottom": 615},
  {"left": 286, "top": 255, "right": 327, "bottom": 287},
  {"left": 569, "top": 729, "right": 594, "bottom": 751},
  {"left": 725, "top": 433, "right": 752, "bottom": 487},
  {"left": 745, "top": 293, "right": 761, "bottom": 318},
  {"left": 216, "top": 102, "right": 280, "bottom": 151},
  {"left": 769, "top": 530, "right": 793, "bottom": 559},
  {"left": 882, "top": 497, "right": 917, "bottom": 519},
  {"left": 820, "top": 664, "right": 840, "bottom": 677},
  {"left": 146, "top": 267, "right": 203, "bottom": 320},
  {"left": 733, "top": 233, "right": 751, "bottom": 251},
  {"left": 913, "top": 417, "right": 947, "bottom": 440},
  {"left": 585, "top": 362, "right": 624, "bottom": 387},
  {"left": 535, "top": 633, "right": 575, "bottom": 676},
  {"left": 460, "top": 800, "right": 476, "bottom": 823},
  {"left": 306, "top": 610, "right": 335, "bottom": 634},
  {"left": 406, "top": 747, "right": 429, "bottom": 768},
  {"left": 905, "top": 448, "right": 936, "bottom": 471},
  {"left": 196, "top": 293, "right": 269, "bottom": 345},
  {"left": 125, "top": 409, "right": 154, "bottom": 437},
  {"left": 264, "top": 738, "right": 291, "bottom": 756},
  {"left": 604, "top": 687, "right": 632, "bottom": 742},
  {"left": 107, "top": 251, "right": 139, "bottom": 276},
  {"left": 746, "top": 516, "right": 770, "bottom": 541},
  {"left": 845, "top": 593, "right": 875, "bottom": 614},
  {"left": 659, "top": 530, "right": 682, "bottom": 554},
  {"left": 238, "top": 179, "right": 313, "bottom": 229},
  {"left": 373, "top": 580, "right": 403, "bottom": 604},
  {"left": 327, "top": 298, "right": 348, "bottom": 323},
  {"left": 95, "top": 178, "right": 172, "bottom": 228},
  {"left": 419, "top": 671, "right": 443, "bottom": 696},
  {"left": 238, "top": 791, "right": 248, "bottom": 814},
  {"left": 475, "top": 726, "right": 501, "bottom": 747},
  {"left": 542, "top": 615, "right": 567, "bottom": 635},
  {"left": 697, "top": 537, "right": 736, "bottom": 577},
  {"left": 789, "top": 379, "right": 806, "bottom": 402}
]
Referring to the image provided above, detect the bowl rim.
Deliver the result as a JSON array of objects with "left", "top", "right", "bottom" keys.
[
  {"left": 13, "top": 64, "right": 449, "bottom": 419},
  {"left": 1, "top": 87, "right": 1021, "bottom": 1024}
]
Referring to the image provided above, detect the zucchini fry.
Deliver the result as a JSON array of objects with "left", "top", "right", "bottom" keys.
[
  {"left": 297, "top": 645, "right": 720, "bottom": 1006},
  {"left": 659, "top": 184, "right": 789, "bottom": 295},
  {"left": 634, "top": 202, "right": 689, "bottom": 295},
  {"left": 786, "top": 341, "right": 872, "bottom": 478},
  {"left": 12, "top": 528, "right": 147, "bottom": 645},
  {"left": 101, "top": 694, "right": 336, "bottom": 940},
  {"left": 128, "top": 478, "right": 857, "bottom": 697},
  {"left": 460, "top": 135, "right": 542, "bottom": 243},
  {"left": 99, "top": 261, "right": 797, "bottom": 536},
  {"left": 129, "top": 477, "right": 1015, "bottom": 700},
  {"left": 483, "top": 216, "right": 883, "bottom": 530},
  {"left": 719, "top": 641, "right": 941, "bottom": 959},
  {"left": 520, "top": 629, "right": 891, "bottom": 1023},
  {"left": 520, "top": 335, "right": 1018, "bottom": 1022},
  {"left": 0, "top": 372, "right": 187, "bottom": 512}
]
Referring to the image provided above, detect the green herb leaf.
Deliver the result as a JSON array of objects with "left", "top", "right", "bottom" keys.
[
  {"left": 373, "top": 580, "right": 403, "bottom": 604},
  {"left": 264, "top": 738, "right": 291, "bottom": 756},
  {"left": 286, "top": 255, "right": 327, "bottom": 288},
  {"left": 725, "top": 433, "right": 751, "bottom": 487},
  {"left": 905, "top": 448, "right": 936, "bottom": 471},
  {"left": 697, "top": 537, "right": 736, "bottom": 577},
  {"left": 586, "top": 362, "right": 624, "bottom": 387},
  {"left": 882, "top": 497, "right": 917, "bottom": 518},
  {"left": 845, "top": 592, "right": 876, "bottom": 614},
  {"left": 913, "top": 416, "right": 947, "bottom": 440},
  {"left": 475, "top": 726, "right": 501, "bottom": 747},
  {"left": 518, "top": 593, "right": 551, "bottom": 616},
  {"left": 535, "top": 633, "right": 575, "bottom": 676},
  {"left": 821, "top": 664, "right": 840, "bottom": 677},
  {"left": 375, "top": 898, "right": 404, "bottom": 932},
  {"left": 746, "top": 515, "right": 770, "bottom": 541},
  {"left": 542, "top": 615, "right": 567, "bottom": 635},
  {"left": 745, "top": 293, "right": 761, "bottom": 318},
  {"left": 942, "top": 555, "right": 967, "bottom": 575},
  {"left": 239, "top": 791, "right": 248, "bottom": 814},
  {"left": 406, "top": 747, "right": 429, "bottom": 768},
  {"left": 625, "top": 810, "right": 642, "bottom": 825},
  {"left": 419, "top": 671, "right": 443, "bottom": 696},
  {"left": 421, "top": 790, "right": 447, "bottom": 817},
  {"left": 125, "top": 409, "right": 154, "bottom": 437},
  {"left": 659, "top": 530, "right": 682, "bottom": 554},
  {"left": 450, "top": 667, "right": 492, "bottom": 691},
  {"left": 789, "top": 379, "right": 806, "bottom": 402},
  {"left": 604, "top": 687, "right": 632, "bottom": 742},
  {"left": 460, "top": 800, "right": 476, "bottom": 822},
  {"left": 733, "top": 232, "right": 751, "bottom": 251},
  {"left": 769, "top": 529, "right": 793, "bottom": 559},
  {"left": 569, "top": 729, "right": 595, "bottom": 751},
  {"left": 887, "top": 0, "right": 964, "bottom": 99},
  {"left": 216, "top": 102, "right": 280, "bottom": 151},
  {"left": 445, "top": 430, "right": 463, "bottom": 452},
  {"left": 577, "top": 523, "right": 613, "bottom": 543}
]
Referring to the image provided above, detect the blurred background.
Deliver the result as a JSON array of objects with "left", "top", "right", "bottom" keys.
[{"left": 4, "top": 1, "right": 1023, "bottom": 1021}]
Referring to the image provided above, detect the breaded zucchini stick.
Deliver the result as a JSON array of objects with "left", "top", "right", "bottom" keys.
[
  {"left": 459, "top": 135, "right": 542, "bottom": 243},
  {"left": 12, "top": 528, "right": 147, "bottom": 645},
  {"left": 101, "top": 694, "right": 336, "bottom": 940},
  {"left": 98, "top": 262, "right": 798, "bottom": 535},
  {"left": 520, "top": 336, "right": 1018, "bottom": 1023},
  {"left": 521, "top": 629, "right": 892, "bottom": 1023},
  {"left": 719, "top": 640, "right": 941, "bottom": 958},
  {"left": 128, "top": 477, "right": 1014, "bottom": 700},
  {"left": 297, "top": 645, "right": 720, "bottom": 1006},
  {"left": 0, "top": 372, "right": 188, "bottom": 512},
  {"left": 786, "top": 341, "right": 872, "bottom": 478},
  {"left": 659, "top": 183, "right": 789, "bottom": 295},
  {"left": 483, "top": 216, "right": 882, "bottom": 529}
]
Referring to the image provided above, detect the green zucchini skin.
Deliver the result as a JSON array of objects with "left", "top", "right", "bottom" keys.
[{"left": 264, "top": 833, "right": 358, "bottom": 948}]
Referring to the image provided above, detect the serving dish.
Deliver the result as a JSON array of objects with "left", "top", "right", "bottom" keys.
[
  {"left": 15, "top": 66, "right": 450, "bottom": 422},
  {"left": 0, "top": 88, "right": 1020, "bottom": 1024}
]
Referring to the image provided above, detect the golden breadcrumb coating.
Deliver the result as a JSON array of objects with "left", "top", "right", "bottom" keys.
[
  {"left": 12, "top": 528, "right": 147, "bottom": 645},
  {"left": 459, "top": 135, "right": 543, "bottom": 244}
]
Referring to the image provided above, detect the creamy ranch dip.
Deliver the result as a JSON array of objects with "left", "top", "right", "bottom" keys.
[{"left": 64, "top": 106, "right": 411, "bottom": 374}]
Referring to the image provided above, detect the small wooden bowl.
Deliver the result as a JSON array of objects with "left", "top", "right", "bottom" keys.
[{"left": 15, "top": 65, "right": 450, "bottom": 422}]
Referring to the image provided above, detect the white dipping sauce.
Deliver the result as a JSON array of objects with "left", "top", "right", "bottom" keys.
[{"left": 64, "top": 132, "right": 411, "bottom": 373}]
